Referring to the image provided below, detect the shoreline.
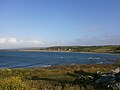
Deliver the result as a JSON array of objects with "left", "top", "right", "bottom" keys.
[
  {"left": 3, "top": 49, "right": 119, "bottom": 55},
  {"left": 18, "top": 50, "right": 72, "bottom": 52},
  {"left": 0, "top": 62, "right": 119, "bottom": 69},
  {"left": 0, "top": 63, "right": 118, "bottom": 69},
  {"left": 0, "top": 63, "right": 119, "bottom": 89},
  {"left": 1, "top": 49, "right": 119, "bottom": 54}
]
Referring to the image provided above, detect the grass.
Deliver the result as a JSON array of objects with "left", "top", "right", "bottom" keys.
[
  {"left": 111, "top": 60, "right": 120, "bottom": 64},
  {"left": 0, "top": 64, "right": 119, "bottom": 90},
  {"left": 46, "top": 45, "right": 120, "bottom": 53}
]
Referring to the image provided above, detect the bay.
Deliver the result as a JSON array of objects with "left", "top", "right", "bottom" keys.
[{"left": 0, "top": 52, "right": 120, "bottom": 68}]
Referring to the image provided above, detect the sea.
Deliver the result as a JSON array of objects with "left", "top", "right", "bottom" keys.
[{"left": 0, "top": 51, "right": 120, "bottom": 68}]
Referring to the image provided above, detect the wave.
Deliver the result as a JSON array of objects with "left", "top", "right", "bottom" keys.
[
  {"left": 10, "top": 63, "right": 51, "bottom": 68},
  {"left": 88, "top": 57, "right": 100, "bottom": 60}
]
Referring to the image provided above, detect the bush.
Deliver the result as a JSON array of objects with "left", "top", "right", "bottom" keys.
[{"left": 0, "top": 76, "right": 31, "bottom": 90}]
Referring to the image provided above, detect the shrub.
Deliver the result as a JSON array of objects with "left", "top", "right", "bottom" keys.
[{"left": 0, "top": 76, "right": 30, "bottom": 90}]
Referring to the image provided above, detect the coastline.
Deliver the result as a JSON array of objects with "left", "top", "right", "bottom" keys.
[
  {"left": 0, "top": 50, "right": 120, "bottom": 69},
  {"left": 0, "top": 49, "right": 119, "bottom": 57},
  {"left": 12, "top": 49, "right": 120, "bottom": 55},
  {"left": 18, "top": 49, "right": 72, "bottom": 52},
  {"left": 0, "top": 62, "right": 119, "bottom": 89}
]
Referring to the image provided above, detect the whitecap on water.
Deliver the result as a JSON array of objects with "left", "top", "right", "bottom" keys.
[
  {"left": 88, "top": 57, "right": 100, "bottom": 60},
  {"left": 59, "top": 57, "right": 63, "bottom": 59},
  {"left": 71, "top": 63, "right": 75, "bottom": 65},
  {"left": 88, "top": 57, "right": 92, "bottom": 59},
  {"left": 96, "top": 62, "right": 103, "bottom": 64}
]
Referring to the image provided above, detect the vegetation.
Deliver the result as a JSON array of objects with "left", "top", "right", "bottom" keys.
[
  {"left": 0, "top": 45, "right": 120, "bottom": 54},
  {"left": 0, "top": 64, "right": 119, "bottom": 90},
  {"left": 0, "top": 77, "right": 30, "bottom": 90},
  {"left": 111, "top": 60, "right": 120, "bottom": 64},
  {"left": 46, "top": 45, "right": 120, "bottom": 53}
]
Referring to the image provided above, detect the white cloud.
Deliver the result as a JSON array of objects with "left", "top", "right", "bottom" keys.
[
  {"left": 0, "top": 34, "right": 120, "bottom": 49},
  {"left": 70, "top": 34, "right": 120, "bottom": 46},
  {"left": 0, "top": 38, "right": 7, "bottom": 44},
  {"left": 8, "top": 37, "right": 17, "bottom": 43},
  {"left": 0, "top": 37, "right": 47, "bottom": 49},
  {"left": 49, "top": 41, "right": 69, "bottom": 46}
]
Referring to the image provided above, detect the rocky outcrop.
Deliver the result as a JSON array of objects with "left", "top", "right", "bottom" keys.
[
  {"left": 94, "top": 67, "right": 120, "bottom": 89},
  {"left": 73, "top": 67, "right": 120, "bottom": 89}
]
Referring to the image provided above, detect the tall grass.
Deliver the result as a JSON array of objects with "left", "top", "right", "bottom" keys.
[
  {"left": 0, "top": 77, "right": 31, "bottom": 90},
  {"left": 0, "top": 64, "right": 118, "bottom": 90}
]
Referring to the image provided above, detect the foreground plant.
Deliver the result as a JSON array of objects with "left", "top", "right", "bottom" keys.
[{"left": 0, "top": 76, "right": 31, "bottom": 90}]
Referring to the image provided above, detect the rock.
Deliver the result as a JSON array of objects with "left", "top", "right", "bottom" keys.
[
  {"left": 94, "top": 67, "right": 120, "bottom": 88},
  {"left": 95, "top": 75, "right": 115, "bottom": 84},
  {"left": 108, "top": 82, "right": 120, "bottom": 89},
  {"left": 111, "top": 67, "right": 120, "bottom": 73},
  {"left": 73, "top": 75, "right": 93, "bottom": 84},
  {"left": 73, "top": 67, "right": 120, "bottom": 89}
]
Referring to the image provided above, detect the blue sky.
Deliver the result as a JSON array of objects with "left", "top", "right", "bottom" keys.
[{"left": 0, "top": 0, "right": 120, "bottom": 48}]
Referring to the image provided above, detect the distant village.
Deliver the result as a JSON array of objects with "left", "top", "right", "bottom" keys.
[{"left": 0, "top": 45, "right": 120, "bottom": 53}]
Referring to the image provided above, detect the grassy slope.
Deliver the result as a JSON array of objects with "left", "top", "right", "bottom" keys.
[
  {"left": 0, "top": 64, "right": 119, "bottom": 90},
  {"left": 46, "top": 45, "right": 120, "bottom": 53}
]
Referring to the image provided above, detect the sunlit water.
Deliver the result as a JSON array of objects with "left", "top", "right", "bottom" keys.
[{"left": 0, "top": 52, "right": 120, "bottom": 68}]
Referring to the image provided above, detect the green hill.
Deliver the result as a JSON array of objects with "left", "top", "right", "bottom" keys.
[{"left": 46, "top": 45, "right": 120, "bottom": 53}]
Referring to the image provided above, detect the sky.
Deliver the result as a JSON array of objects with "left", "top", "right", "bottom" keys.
[{"left": 0, "top": 0, "right": 120, "bottom": 49}]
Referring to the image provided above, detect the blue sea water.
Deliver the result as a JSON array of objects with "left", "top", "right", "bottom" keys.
[{"left": 0, "top": 52, "right": 120, "bottom": 68}]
